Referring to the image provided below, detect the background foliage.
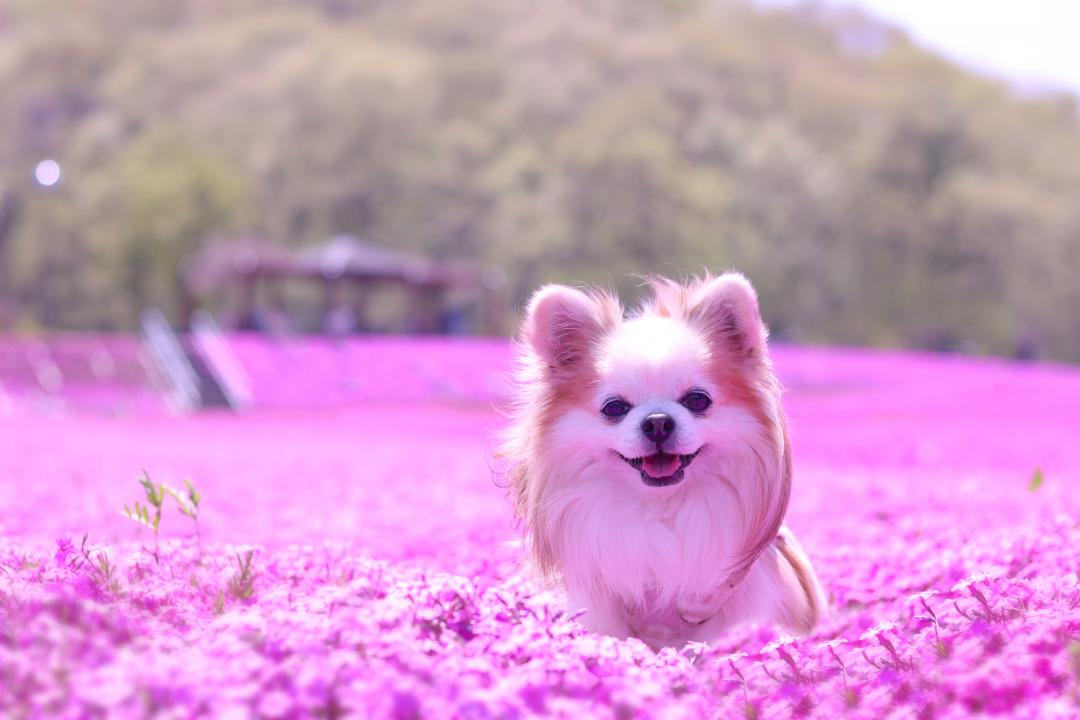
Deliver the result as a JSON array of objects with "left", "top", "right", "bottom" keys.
[{"left": 2, "top": 0, "right": 1079, "bottom": 359}]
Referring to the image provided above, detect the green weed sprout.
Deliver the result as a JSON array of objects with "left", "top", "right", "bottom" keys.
[
  {"left": 227, "top": 550, "right": 257, "bottom": 602},
  {"left": 164, "top": 479, "right": 202, "bottom": 550},
  {"left": 122, "top": 473, "right": 205, "bottom": 561},
  {"left": 122, "top": 471, "right": 166, "bottom": 563},
  {"left": 78, "top": 533, "right": 120, "bottom": 594}
]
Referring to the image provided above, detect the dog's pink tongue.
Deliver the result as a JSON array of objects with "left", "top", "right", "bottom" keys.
[{"left": 643, "top": 452, "right": 680, "bottom": 478}]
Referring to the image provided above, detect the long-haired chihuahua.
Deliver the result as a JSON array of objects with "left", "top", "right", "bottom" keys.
[{"left": 502, "top": 273, "right": 824, "bottom": 649}]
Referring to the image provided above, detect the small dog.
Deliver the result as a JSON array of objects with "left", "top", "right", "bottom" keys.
[{"left": 502, "top": 273, "right": 824, "bottom": 649}]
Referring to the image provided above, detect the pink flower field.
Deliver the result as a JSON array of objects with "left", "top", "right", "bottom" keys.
[{"left": 2, "top": 338, "right": 1079, "bottom": 718}]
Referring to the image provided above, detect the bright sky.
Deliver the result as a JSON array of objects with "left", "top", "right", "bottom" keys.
[{"left": 768, "top": 0, "right": 1080, "bottom": 96}]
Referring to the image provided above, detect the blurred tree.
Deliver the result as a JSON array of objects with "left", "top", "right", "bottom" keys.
[{"left": 0, "top": 0, "right": 1078, "bottom": 359}]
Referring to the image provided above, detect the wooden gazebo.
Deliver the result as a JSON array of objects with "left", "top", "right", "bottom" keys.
[{"left": 180, "top": 235, "right": 503, "bottom": 335}]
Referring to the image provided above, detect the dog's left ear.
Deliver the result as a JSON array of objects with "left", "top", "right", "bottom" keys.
[{"left": 690, "top": 273, "right": 768, "bottom": 358}]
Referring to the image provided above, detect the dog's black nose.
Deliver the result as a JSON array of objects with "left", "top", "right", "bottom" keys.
[{"left": 641, "top": 413, "right": 676, "bottom": 444}]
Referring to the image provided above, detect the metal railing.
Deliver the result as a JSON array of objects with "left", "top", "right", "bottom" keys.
[
  {"left": 140, "top": 308, "right": 201, "bottom": 412},
  {"left": 190, "top": 310, "right": 252, "bottom": 411}
]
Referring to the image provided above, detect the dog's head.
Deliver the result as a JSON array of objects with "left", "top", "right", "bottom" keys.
[
  {"left": 519, "top": 273, "right": 779, "bottom": 488},
  {"left": 504, "top": 273, "right": 791, "bottom": 580}
]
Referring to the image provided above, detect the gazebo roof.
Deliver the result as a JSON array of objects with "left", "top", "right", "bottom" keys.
[{"left": 184, "top": 235, "right": 476, "bottom": 295}]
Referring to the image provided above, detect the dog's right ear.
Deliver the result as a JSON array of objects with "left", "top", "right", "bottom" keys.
[{"left": 523, "top": 285, "right": 617, "bottom": 374}]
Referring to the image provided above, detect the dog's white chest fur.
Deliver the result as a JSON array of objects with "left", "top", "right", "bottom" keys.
[{"left": 551, "top": 472, "right": 746, "bottom": 625}]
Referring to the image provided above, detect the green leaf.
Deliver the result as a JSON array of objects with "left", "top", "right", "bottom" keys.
[
  {"left": 163, "top": 484, "right": 195, "bottom": 517},
  {"left": 185, "top": 479, "right": 201, "bottom": 509},
  {"left": 1028, "top": 468, "right": 1045, "bottom": 492},
  {"left": 140, "top": 471, "right": 164, "bottom": 507},
  {"left": 121, "top": 503, "right": 155, "bottom": 529}
]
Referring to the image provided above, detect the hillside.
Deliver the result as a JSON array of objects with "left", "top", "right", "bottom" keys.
[{"left": 1, "top": 0, "right": 1079, "bottom": 359}]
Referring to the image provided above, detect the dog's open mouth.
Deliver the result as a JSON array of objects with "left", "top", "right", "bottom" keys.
[{"left": 617, "top": 449, "right": 701, "bottom": 487}]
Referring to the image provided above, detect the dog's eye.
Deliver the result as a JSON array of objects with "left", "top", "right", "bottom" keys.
[
  {"left": 680, "top": 390, "right": 712, "bottom": 414},
  {"left": 600, "top": 398, "right": 632, "bottom": 421}
]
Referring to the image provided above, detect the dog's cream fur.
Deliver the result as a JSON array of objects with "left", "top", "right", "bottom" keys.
[{"left": 501, "top": 274, "right": 824, "bottom": 649}]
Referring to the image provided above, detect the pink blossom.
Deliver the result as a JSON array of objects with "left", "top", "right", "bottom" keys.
[{"left": 1, "top": 339, "right": 1079, "bottom": 717}]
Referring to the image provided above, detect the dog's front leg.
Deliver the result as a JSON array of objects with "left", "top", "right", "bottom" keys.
[{"left": 565, "top": 587, "right": 634, "bottom": 640}]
